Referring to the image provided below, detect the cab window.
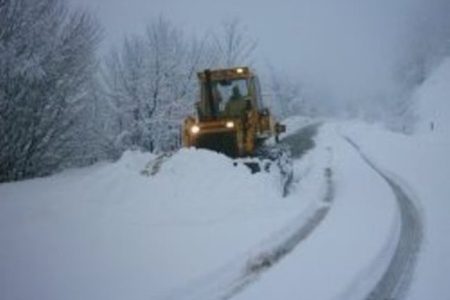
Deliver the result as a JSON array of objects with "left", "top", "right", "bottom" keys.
[{"left": 213, "top": 79, "right": 249, "bottom": 113}]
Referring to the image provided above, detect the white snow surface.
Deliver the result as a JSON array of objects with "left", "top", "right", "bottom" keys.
[
  {"left": 1, "top": 118, "right": 449, "bottom": 299},
  {"left": 231, "top": 123, "right": 400, "bottom": 300},
  {"left": 414, "top": 57, "right": 450, "bottom": 135},
  {"left": 342, "top": 122, "right": 450, "bottom": 300},
  {"left": 0, "top": 147, "right": 321, "bottom": 300},
  {"left": 1, "top": 59, "right": 450, "bottom": 299}
]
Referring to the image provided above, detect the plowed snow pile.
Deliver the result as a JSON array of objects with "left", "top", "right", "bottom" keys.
[{"left": 0, "top": 148, "right": 320, "bottom": 300}]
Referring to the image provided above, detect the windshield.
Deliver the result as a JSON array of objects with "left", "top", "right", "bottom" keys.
[{"left": 212, "top": 79, "right": 249, "bottom": 113}]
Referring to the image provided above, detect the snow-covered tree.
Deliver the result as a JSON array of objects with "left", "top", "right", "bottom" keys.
[
  {"left": 0, "top": 0, "right": 101, "bottom": 182},
  {"left": 211, "top": 18, "right": 257, "bottom": 68},
  {"left": 266, "top": 68, "right": 304, "bottom": 118},
  {"left": 104, "top": 18, "right": 208, "bottom": 153}
]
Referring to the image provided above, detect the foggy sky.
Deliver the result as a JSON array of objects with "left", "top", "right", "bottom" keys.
[{"left": 69, "top": 0, "right": 449, "bottom": 110}]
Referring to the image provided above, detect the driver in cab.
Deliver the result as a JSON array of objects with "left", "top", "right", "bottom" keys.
[{"left": 224, "top": 85, "right": 247, "bottom": 118}]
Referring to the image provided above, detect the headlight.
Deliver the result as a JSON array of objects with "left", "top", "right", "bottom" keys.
[
  {"left": 190, "top": 125, "right": 200, "bottom": 134},
  {"left": 225, "top": 121, "right": 235, "bottom": 128}
]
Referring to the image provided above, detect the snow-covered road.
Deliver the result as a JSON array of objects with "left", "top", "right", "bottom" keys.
[
  {"left": 230, "top": 124, "right": 425, "bottom": 300},
  {"left": 231, "top": 124, "right": 402, "bottom": 300},
  {"left": 345, "top": 137, "right": 423, "bottom": 300}
]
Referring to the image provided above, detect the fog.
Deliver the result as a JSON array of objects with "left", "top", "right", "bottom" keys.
[{"left": 71, "top": 0, "right": 450, "bottom": 120}]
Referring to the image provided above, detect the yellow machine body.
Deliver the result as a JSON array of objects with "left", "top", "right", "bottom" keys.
[{"left": 182, "top": 67, "right": 285, "bottom": 158}]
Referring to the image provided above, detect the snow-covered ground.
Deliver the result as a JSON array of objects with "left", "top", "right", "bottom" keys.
[
  {"left": 1, "top": 61, "right": 449, "bottom": 299},
  {"left": 341, "top": 122, "right": 450, "bottom": 300},
  {"left": 414, "top": 57, "right": 450, "bottom": 135},
  {"left": 0, "top": 142, "right": 329, "bottom": 300}
]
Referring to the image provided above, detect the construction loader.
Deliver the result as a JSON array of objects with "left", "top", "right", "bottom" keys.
[{"left": 182, "top": 67, "right": 286, "bottom": 158}]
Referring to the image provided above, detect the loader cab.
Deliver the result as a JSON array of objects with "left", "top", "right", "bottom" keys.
[{"left": 197, "top": 67, "right": 264, "bottom": 120}]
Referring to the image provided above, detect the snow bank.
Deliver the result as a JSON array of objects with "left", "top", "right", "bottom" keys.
[
  {"left": 145, "top": 148, "right": 286, "bottom": 225},
  {"left": 0, "top": 147, "right": 312, "bottom": 300},
  {"left": 414, "top": 57, "right": 450, "bottom": 135}
]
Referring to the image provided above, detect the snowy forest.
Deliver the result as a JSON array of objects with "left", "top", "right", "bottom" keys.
[{"left": 1, "top": 0, "right": 450, "bottom": 183}]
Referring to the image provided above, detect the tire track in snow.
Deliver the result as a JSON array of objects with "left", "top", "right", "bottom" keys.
[
  {"left": 165, "top": 124, "right": 332, "bottom": 300},
  {"left": 282, "top": 123, "right": 321, "bottom": 159},
  {"left": 345, "top": 137, "right": 423, "bottom": 300},
  {"left": 217, "top": 123, "right": 331, "bottom": 299},
  {"left": 165, "top": 167, "right": 334, "bottom": 300},
  {"left": 219, "top": 123, "right": 331, "bottom": 298},
  {"left": 220, "top": 166, "right": 335, "bottom": 300}
]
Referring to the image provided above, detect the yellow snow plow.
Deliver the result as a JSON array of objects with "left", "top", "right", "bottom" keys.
[{"left": 182, "top": 67, "right": 286, "bottom": 158}]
